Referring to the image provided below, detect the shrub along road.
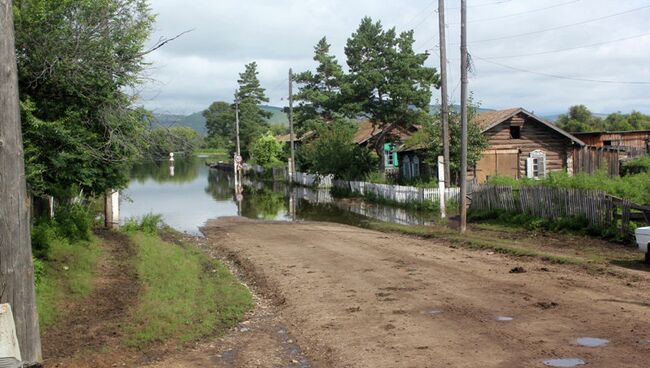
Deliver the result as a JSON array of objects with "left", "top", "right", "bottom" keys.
[{"left": 198, "top": 217, "right": 650, "bottom": 368}]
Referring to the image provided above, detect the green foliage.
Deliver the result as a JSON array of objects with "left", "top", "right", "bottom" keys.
[
  {"left": 293, "top": 37, "right": 345, "bottom": 130},
  {"left": 467, "top": 209, "right": 623, "bottom": 242},
  {"left": 407, "top": 100, "right": 488, "bottom": 178},
  {"left": 31, "top": 203, "right": 92, "bottom": 260},
  {"left": 125, "top": 232, "right": 252, "bottom": 347},
  {"left": 240, "top": 188, "right": 285, "bottom": 220},
  {"left": 144, "top": 127, "right": 201, "bottom": 161},
  {"left": 487, "top": 170, "right": 650, "bottom": 204},
  {"left": 14, "top": 0, "right": 154, "bottom": 197},
  {"left": 299, "top": 119, "right": 378, "bottom": 179},
  {"left": 250, "top": 132, "right": 284, "bottom": 167},
  {"left": 342, "top": 17, "right": 439, "bottom": 132},
  {"left": 556, "top": 105, "right": 650, "bottom": 132},
  {"left": 621, "top": 156, "right": 650, "bottom": 176},
  {"left": 203, "top": 101, "right": 235, "bottom": 150},
  {"left": 122, "top": 214, "right": 164, "bottom": 235}
]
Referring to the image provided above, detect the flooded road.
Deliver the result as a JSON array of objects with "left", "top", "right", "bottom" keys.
[{"left": 121, "top": 156, "right": 438, "bottom": 234}]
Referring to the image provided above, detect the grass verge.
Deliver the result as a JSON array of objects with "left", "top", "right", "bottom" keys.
[
  {"left": 124, "top": 230, "right": 253, "bottom": 348},
  {"left": 35, "top": 235, "right": 103, "bottom": 329}
]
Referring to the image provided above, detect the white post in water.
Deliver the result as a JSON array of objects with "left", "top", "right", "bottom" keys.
[
  {"left": 0, "top": 304, "right": 22, "bottom": 362},
  {"left": 438, "top": 155, "right": 446, "bottom": 219},
  {"left": 169, "top": 152, "right": 174, "bottom": 162}
]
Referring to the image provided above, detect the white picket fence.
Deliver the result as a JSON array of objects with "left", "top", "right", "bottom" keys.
[
  {"left": 291, "top": 172, "right": 334, "bottom": 188},
  {"left": 333, "top": 179, "right": 460, "bottom": 205}
]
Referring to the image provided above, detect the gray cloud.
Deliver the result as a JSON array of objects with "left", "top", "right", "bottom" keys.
[{"left": 139, "top": 0, "right": 650, "bottom": 116}]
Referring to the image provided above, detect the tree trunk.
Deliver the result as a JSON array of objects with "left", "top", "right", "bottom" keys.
[{"left": 0, "top": 0, "right": 43, "bottom": 362}]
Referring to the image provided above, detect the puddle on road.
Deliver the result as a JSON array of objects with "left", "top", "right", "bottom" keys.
[
  {"left": 576, "top": 337, "right": 609, "bottom": 347},
  {"left": 543, "top": 358, "right": 586, "bottom": 367},
  {"left": 496, "top": 316, "right": 513, "bottom": 321},
  {"left": 643, "top": 338, "right": 650, "bottom": 344},
  {"left": 427, "top": 309, "right": 443, "bottom": 316}
]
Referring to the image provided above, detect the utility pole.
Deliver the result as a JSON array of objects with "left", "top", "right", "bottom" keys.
[
  {"left": 0, "top": 0, "right": 43, "bottom": 362},
  {"left": 438, "top": 0, "right": 451, "bottom": 188},
  {"left": 234, "top": 91, "right": 241, "bottom": 188},
  {"left": 288, "top": 68, "right": 296, "bottom": 182},
  {"left": 459, "top": 0, "right": 469, "bottom": 234}
]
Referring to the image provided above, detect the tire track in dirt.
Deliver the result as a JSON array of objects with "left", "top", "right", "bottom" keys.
[
  {"left": 43, "top": 230, "right": 139, "bottom": 367},
  {"left": 201, "top": 218, "right": 650, "bottom": 368}
]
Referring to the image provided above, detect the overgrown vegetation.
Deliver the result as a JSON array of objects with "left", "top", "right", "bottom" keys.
[
  {"left": 122, "top": 216, "right": 252, "bottom": 347},
  {"left": 487, "top": 168, "right": 650, "bottom": 204},
  {"left": 299, "top": 118, "right": 378, "bottom": 179}
]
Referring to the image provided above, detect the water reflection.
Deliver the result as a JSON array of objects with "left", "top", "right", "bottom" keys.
[{"left": 121, "top": 157, "right": 439, "bottom": 235}]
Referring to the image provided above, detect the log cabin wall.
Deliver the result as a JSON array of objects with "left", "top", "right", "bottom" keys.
[{"left": 478, "top": 112, "right": 574, "bottom": 181}]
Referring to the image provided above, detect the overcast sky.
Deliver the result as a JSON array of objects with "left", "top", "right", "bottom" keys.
[{"left": 139, "top": 0, "right": 650, "bottom": 116}]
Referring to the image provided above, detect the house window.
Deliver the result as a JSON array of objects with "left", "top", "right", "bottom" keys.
[
  {"left": 383, "top": 143, "right": 398, "bottom": 168},
  {"left": 510, "top": 126, "right": 521, "bottom": 139},
  {"left": 411, "top": 156, "right": 420, "bottom": 178},
  {"left": 526, "top": 150, "right": 546, "bottom": 179},
  {"left": 402, "top": 155, "right": 411, "bottom": 179}
]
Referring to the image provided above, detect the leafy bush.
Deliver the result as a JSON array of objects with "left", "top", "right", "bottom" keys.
[
  {"left": 122, "top": 214, "right": 163, "bottom": 235},
  {"left": 33, "top": 258, "right": 45, "bottom": 287},
  {"left": 622, "top": 156, "right": 650, "bottom": 176},
  {"left": 54, "top": 204, "right": 92, "bottom": 242},
  {"left": 250, "top": 132, "right": 284, "bottom": 167},
  {"left": 299, "top": 118, "right": 378, "bottom": 180}
]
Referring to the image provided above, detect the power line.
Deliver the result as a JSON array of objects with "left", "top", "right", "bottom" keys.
[
  {"left": 448, "top": 0, "right": 581, "bottom": 25},
  {"left": 457, "top": 3, "right": 650, "bottom": 44},
  {"left": 445, "top": 0, "right": 513, "bottom": 10},
  {"left": 476, "top": 56, "right": 650, "bottom": 85},
  {"left": 478, "top": 31, "right": 650, "bottom": 59}
]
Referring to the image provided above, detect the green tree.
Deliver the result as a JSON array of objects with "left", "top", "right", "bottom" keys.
[
  {"left": 293, "top": 37, "right": 345, "bottom": 131},
  {"left": 144, "top": 127, "right": 200, "bottom": 161},
  {"left": 14, "top": 0, "right": 155, "bottom": 199},
  {"left": 603, "top": 111, "right": 650, "bottom": 131},
  {"left": 555, "top": 105, "right": 604, "bottom": 133},
  {"left": 406, "top": 103, "right": 488, "bottom": 181},
  {"left": 235, "top": 62, "right": 271, "bottom": 159},
  {"left": 203, "top": 101, "right": 234, "bottom": 149},
  {"left": 299, "top": 119, "right": 378, "bottom": 180},
  {"left": 342, "top": 17, "right": 439, "bottom": 166},
  {"left": 250, "top": 132, "right": 284, "bottom": 167}
]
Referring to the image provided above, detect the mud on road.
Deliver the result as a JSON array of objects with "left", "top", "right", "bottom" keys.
[{"left": 201, "top": 217, "right": 650, "bottom": 368}]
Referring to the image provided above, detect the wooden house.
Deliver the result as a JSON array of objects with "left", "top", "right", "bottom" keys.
[
  {"left": 472, "top": 108, "right": 585, "bottom": 183},
  {"left": 353, "top": 120, "right": 419, "bottom": 175},
  {"left": 571, "top": 130, "right": 650, "bottom": 158}
]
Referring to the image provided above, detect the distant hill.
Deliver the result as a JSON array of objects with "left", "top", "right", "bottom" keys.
[
  {"left": 152, "top": 105, "right": 289, "bottom": 135},
  {"left": 541, "top": 112, "right": 609, "bottom": 122},
  {"left": 260, "top": 105, "right": 289, "bottom": 126},
  {"left": 152, "top": 112, "right": 207, "bottom": 135}
]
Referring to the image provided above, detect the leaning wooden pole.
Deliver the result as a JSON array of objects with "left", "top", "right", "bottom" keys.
[
  {"left": 0, "top": 0, "right": 43, "bottom": 362},
  {"left": 459, "top": 0, "right": 469, "bottom": 234}
]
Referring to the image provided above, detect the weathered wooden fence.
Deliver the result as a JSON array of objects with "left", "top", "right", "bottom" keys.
[
  {"left": 291, "top": 172, "right": 334, "bottom": 188},
  {"left": 333, "top": 180, "right": 460, "bottom": 205},
  {"left": 573, "top": 146, "right": 620, "bottom": 176},
  {"left": 470, "top": 185, "right": 650, "bottom": 236}
]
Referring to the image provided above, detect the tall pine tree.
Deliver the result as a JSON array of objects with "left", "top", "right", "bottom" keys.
[
  {"left": 235, "top": 62, "right": 271, "bottom": 159},
  {"left": 293, "top": 37, "right": 345, "bottom": 131},
  {"left": 343, "top": 17, "right": 439, "bottom": 166}
]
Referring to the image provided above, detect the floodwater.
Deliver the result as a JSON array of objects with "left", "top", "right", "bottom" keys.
[
  {"left": 120, "top": 156, "right": 439, "bottom": 235},
  {"left": 543, "top": 358, "right": 586, "bottom": 367},
  {"left": 576, "top": 337, "right": 609, "bottom": 347}
]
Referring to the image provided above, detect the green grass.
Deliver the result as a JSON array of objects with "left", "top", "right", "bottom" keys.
[
  {"left": 194, "top": 148, "right": 229, "bottom": 156},
  {"left": 36, "top": 235, "right": 103, "bottom": 329},
  {"left": 124, "top": 232, "right": 253, "bottom": 348},
  {"left": 487, "top": 168, "right": 650, "bottom": 204}
]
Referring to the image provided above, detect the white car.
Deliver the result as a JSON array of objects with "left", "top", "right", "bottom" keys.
[{"left": 635, "top": 226, "right": 650, "bottom": 263}]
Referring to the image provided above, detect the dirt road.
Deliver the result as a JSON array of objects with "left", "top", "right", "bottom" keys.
[{"left": 200, "top": 217, "right": 650, "bottom": 368}]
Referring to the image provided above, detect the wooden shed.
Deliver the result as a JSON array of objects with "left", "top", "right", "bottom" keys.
[
  {"left": 472, "top": 108, "right": 585, "bottom": 183},
  {"left": 572, "top": 130, "right": 650, "bottom": 158}
]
